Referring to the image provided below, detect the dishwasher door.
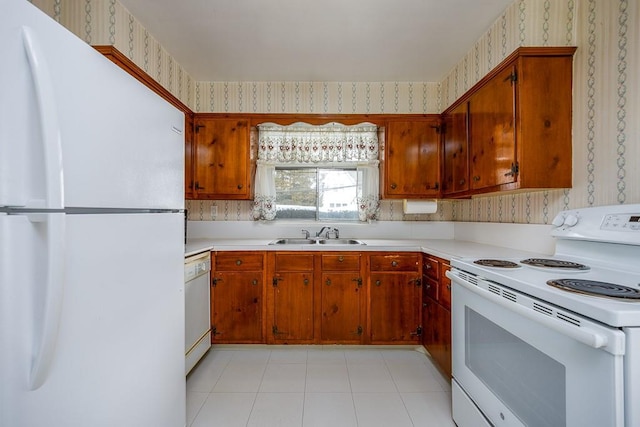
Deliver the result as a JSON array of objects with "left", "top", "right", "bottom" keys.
[{"left": 184, "top": 251, "right": 211, "bottom": 375}]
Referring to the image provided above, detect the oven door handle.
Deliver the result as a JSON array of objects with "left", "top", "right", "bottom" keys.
[{"left": 450, "top": 274, "right": 610, "bottom": 350}]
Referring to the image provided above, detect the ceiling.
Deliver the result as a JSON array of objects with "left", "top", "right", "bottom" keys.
[{"left": 118, "top": 0, "right": 514, "bottom": 82}]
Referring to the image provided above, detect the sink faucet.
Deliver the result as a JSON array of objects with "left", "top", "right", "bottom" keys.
[
  {"left": 301, "top": 229, "right": 310, "bottom": 239},
  {"left": 316, "top": 226, "right": 339, "bottom": 239}
]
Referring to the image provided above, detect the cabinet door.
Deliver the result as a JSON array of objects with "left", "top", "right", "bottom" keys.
[
  {"left": 184, "top": 115, "right": 195, "bottom": 199},
  {"left": 370, "top": 272, "right": 421, "bottom": 343},
  {"left": 271, "top": 272, "right": 314, "bottom": 343},
  {"left": 432, "top": 303, "right": 452, "bottom": 377},
  {"left": 320, "top": 272, "right": 363, "bottom": 343},
  {"left": 442, "top": 102, "right": 469, "bottom": 195},
  {"left": 469, "top": 65, "right": 517, "bottom": 190},
  {"left": 193, "top": 118, "right": 250, "bottom": 199},
  {"left": 384, "top": 121, "right": 440, "bottom": 198},
  {"left": 211, "top": 271, "right": 263, "bottom": 343}
]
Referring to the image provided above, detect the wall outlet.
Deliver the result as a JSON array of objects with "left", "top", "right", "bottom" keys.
[{"left": 210, "top": 205, "right": 217, "bottom": 220}]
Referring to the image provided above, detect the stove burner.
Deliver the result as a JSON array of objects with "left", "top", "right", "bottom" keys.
[
  {"left": 474, "top": 259, "right": 521, "bottom": 268},
  {"left": 521, "top": 258, "right": 590, "bottom": 270},
  {"left": 548, "top": 279, "right": 640, "bottom": 300}
]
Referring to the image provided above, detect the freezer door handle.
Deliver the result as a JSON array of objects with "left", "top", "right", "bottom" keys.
[
  {"left": 28, "top": 213, "right": 66, "bottom": 390},
  {"left": 22, "top": 26, "right": 64, "bottom": 210}
]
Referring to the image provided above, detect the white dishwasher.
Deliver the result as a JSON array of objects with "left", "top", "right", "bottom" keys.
[{"left": 184, "top": 251, "right": 211, "bottom": 375}]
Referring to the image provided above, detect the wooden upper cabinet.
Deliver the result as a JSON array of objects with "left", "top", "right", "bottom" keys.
[
  {"left": 184, "top": 115, "right": 195, "bottom": 199},
  {"left": 442, "top": 102, "right": 469, "bottom": 195},
  {"left": 383, "top": 120, "right": 440, "bottom": 198},
  {"left": 193, "top": 117, "right": 252, "bottom": 199},
  {"left": 463, "top": 47, "right": 575, "bottom": 196},
  {"left": 468, "top": 65, "right": 517, "bottom": 191}
]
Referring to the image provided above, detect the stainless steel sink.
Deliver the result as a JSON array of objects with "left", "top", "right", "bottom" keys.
[
  {"left": 318, "top": 239, "right": 366, "bottom": 245},
  {"left": 269, "top": 238, "right": 317, "bottom": 245},
  {"left": 268, "top": 238, "right": 366, "bottom": 245}
]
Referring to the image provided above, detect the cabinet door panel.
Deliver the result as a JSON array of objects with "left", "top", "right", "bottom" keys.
[
  {"left": 211, "top": 272, "right": 263, "bottom": 342},
  {"left": 370, "top": 273, "right": 421, "bottom": 343},
  {"left": 442, "top": 102, "right": 469, "bottom": 194},
  {"left": 321, "top": 272, "right": 363, "bottom": 343},
  {"left": 469, "top": 66, "right": 517, "bottom": 190},
  {"left": 271, "top": 272, "right": 314, "bottom": 342},
  {"left": 384, "top": 121, "right": 440, "bottom": 198},
  {"left": 194, "top": 118, "right": 250, "bottom": 199}
]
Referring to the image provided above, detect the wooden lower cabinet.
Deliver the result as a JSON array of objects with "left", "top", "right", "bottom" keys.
[
  {"left": 319, "top": 254, "right": 365, "bottom": 344},
  {"left": 422, "top": 255, "right": 452, "bottom": 377},
  {"left": 369, "top": 254, "right": 422, "bottom": 344},
  {"left": 268, "top": 253, "right": 315, "bottom": 344},
  {"left": 211, "top": 252, "right": 265, "bottom": 343}
]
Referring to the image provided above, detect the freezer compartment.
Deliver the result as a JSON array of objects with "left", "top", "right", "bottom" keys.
[
  {"left": 0, "top": 212, "right": 185, "bottom": 427},
  {"left": 0, "top": 0, "right": 184, "bottom": 210}
]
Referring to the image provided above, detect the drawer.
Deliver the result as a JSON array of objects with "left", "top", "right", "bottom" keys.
[
  {"left": 321, "top": 254, "right": 360, "bottom": 271},
  {"left": 370, "top": 254, "right": 420, "bottom": 271},
  {"left": 422, "top": 255, "right": 440, "bottom": 281},
  {"left": 440, "top": 263, "right": 452, "bottom": 309},
  {"left": 274, "top": 253, "right": 314, "bottom": 271},
  {"left": 215, "top": 252, "right": 264, "bottom": 271}
]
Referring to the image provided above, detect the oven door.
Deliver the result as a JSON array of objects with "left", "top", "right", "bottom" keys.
[{"left": 449, "top": 269, "right": 625, "bottom": 427}]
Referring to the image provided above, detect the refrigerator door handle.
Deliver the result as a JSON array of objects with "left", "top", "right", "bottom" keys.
[
  {"left": 28, "top": 213, "right": 66, "bottom": 390},
  {"left": 22, "top": 26, "right": 65, "bottom": 210}
]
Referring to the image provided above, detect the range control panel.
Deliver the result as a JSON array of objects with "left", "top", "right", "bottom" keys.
[{"left": 601, "top": 214, "right": 640, "bottom": 231}]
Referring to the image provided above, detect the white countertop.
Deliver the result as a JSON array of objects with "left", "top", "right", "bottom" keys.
[{"left": 185, "top": 237, "right": 542, "bottom": 261}]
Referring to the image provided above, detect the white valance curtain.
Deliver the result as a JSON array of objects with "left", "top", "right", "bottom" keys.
[{"left": 252, "top": 122, "right": 380, "bottom": 221}]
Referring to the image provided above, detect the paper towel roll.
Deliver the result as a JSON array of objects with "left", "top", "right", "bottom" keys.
[{"left": 403, "top": 199, "right": 438, "bottom": 214}]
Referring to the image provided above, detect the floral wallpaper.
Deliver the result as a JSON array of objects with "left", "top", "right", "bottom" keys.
[{"left": 32, "top": 0, "right": 639, "bottom": 224}]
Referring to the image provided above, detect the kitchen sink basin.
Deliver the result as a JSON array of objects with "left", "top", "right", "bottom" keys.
[
  {"left": 269, "top": 238, "right": 317, "bottom": 245},
  {"left": 317, "top": 239, "right": 365, "bottom": 245},
  {"left": 268, "top": 238, "right": 366, "bottom": 245}
]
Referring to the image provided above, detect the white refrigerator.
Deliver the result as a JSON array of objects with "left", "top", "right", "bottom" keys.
[{"left": 0, "top": 1, "right": 186, "bottom": 426}]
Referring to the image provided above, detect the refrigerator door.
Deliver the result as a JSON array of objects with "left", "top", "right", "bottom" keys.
[
  {"left": 0, "top": 0, "right": 184, "bottom": 210},
  {"left": 0, "top": 212, "right": 185, "bottom": 427}
]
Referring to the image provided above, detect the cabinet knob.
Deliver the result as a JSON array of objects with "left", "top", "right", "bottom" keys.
[
  {"left": 325, "top": 279, "right": 332, "bottom": 286},
  {"left": 303, "top": 278, "right": 309, "bottom": 286},
  {"left": 391, "top": 261, "right": 398, "bottom": 267},
  {"left": 472, "top": 176, "right": 481, "bottom": 182},
  {"left": 237, "top": 184, "right": 243, "bottom": 190},
  {"left": 252, "top": 279, "right": 258, "bottom": 286},
  {"left": 459, "top": 179, "right": 466, "bottom": 185},
  {"left": 390, "top": 183, "right": 397, "bottom": 190},
  {"left": 375, "top": 280, "right": 382, "bottom": 287},
  {"left": 236, "top": 259, "right": 242, "bottom": 266},
  {"left": 338, "top": 256, "right": 344, "bottom": 262},
  {"left": 425, "top": 264, "right": 431, "bottom": 270}
]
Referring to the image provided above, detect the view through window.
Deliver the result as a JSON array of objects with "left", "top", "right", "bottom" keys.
[{"left": 275, "top": 168, "right": 360, "bottom": 220}]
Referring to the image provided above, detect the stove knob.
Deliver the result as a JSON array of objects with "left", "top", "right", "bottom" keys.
[
  {"left": 551, "top": 214, "right": 566, "bottom": 227},
  {"left": 564, "top": 214, "right": 579, "bottom": 227}
]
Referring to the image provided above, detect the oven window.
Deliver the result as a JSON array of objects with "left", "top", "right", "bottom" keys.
[{"left": 465, "top": 307, "right": 566, "bottom": 426}]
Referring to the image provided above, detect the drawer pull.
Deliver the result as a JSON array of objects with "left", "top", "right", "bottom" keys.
[
  {"left": 391, "top": 261, "right": 398, "bottom": 267},
  {"left": 338, "top": 256, "right": 344, "bottom": 262},
  {"left": 236, "top": 259, "right": 242, "bottom": 266}
]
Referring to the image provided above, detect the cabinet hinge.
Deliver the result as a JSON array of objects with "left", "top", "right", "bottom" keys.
[
  {"left": 504, "top": 71, "right": 518, "bottom": 85},
  {"left": 212, "top": 326, "right": 220, "bottom": 336},
  {"left": 272, "top": 277, "right": 282, "bottom": 287},
  {"left": 195, "top": 124, "right": 205, "bottom": 133},
  {"left": 272, "top": 325, "right": 287, "bottom": 335},
  {"left": 410, "top": 326, "right": 423, "bottom": 337},
  {"left": 356, "top": 325, "right": 363, "bottom": 336},
  {"left": 352, "top": 277, "right": 363, "bottom": 287}
]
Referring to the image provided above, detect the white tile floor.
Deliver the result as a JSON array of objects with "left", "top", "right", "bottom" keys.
[{"left": 186, "top": 346, "right": 455, "bottom": 427}]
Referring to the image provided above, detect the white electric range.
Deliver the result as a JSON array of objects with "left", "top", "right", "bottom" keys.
[{"left": 447, "top": 204, "right": 640, "bottom": 427}]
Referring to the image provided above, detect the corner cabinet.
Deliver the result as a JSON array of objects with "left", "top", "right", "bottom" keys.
[
  {"left": 442, "top": 102, "right": 469, "bottom": 196},
  {"left": 383, "top": 120, "right": 441, "bottom": 198},
  {"left": 192, "top": 117, "right": 253, "bottom": 200},
  {"left": 422, "top": 254, "right": 451, "bottom": 377},
  {"left": 442, "top": 47, "right": 576, "bottom": 197}
]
